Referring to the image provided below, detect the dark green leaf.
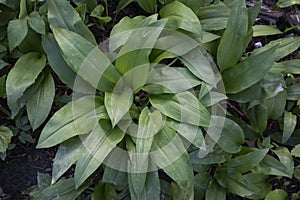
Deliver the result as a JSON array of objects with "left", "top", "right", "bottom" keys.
[
  {"left": 248, "top": 104, "right": 268, "bottom": 133},
  {"left": 92, "top": 182, "right": 118, "bottom": 200},
  {"left": 194, "top": 172, "right": 212, "bottom": 199},
  {"left": 217, "top": 0, "right": 248, "bottom": 71},
  {"left": 265, "top": 189, "right": 288, "bottom": 200},
  {"left": 263, "top": 91, "right": 286, "bottom": 120},
  {"left": 136, "top": 0, "right": 156, "bottom": 13},
  {"left": 287, "top": 83, "right": 300, "bottom": 100},
  {"left": 205, "top": 180, "right": 226, "bottom": 200},
  {"left": 28, "top": 11, "right": 46, "bottom": 35},
  {"left": 282, "top": 111, "right": 297, "bottom": 143},
  {"left": 0, "top": 126, "right": 13, "bottom": 153},
  {"left": 47, "top": 0, "right": 96, "bottom": 44},
  {"left": 222, "top": 45, "right": 278, "bottom": 94}
]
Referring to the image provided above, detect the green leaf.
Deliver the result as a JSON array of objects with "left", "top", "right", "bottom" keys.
[
  {"left": 224, "top": 149, "right": 268, "bottom": 173},
  {"left": 150, "top": 126, "right": 194, "bottom": 199},
  {"left": 253, "top": 25, "right": 282, "bottom": 37},
  {"left": 116, "top": 0, "right": 133, "bottom": 13},
  {"left": 7, "top": 18, "right": 28, "bottom": 52},
  {"left": 248, "top": 104, "right": 268, "bottom": 133},
  {"left": 28, "top": 11, "right": 46, "bottom": 35},
  {"left": 216, "top": 168, "right": 260, "bottom": 197},
  {"left": 42, "top": 33, "right": 94, "bottom": 93},
  {"left": 265, "top": 189, "right": 288, "bottom": 200},
  {"left": 160, "top": 1, "right": 202, "bottom": 36},
  {"left": 190, "top": 146, "right": 232, "bottom": 165},
  {"left": 150, "top": 91, "right": 211, "bottom": 127},
  {"left": 263, "top": 91, "right": 286, "bottom": 120},
  {"left": 37, "top": 96, "right": 107, "bottom": 148},
  {"left": 222, "top": 45, "right": 278, "bottom": 94},
  {"left": 90, "top": 5, "right": 112, "bottom": 23},
  {"left": 205, "top": 180, "right": 226, "bottom": 200},
  {"left": 102, "top": 166, "right": 128, "bottom": 191},
  {"left": 243, "top": 173, "right": 272, "bottom": 199},
  {"left": 273, "top": 147, "right": 294, "bottom": 178},
  {"left": 105, "top": 85, "right": 133, "bottom": 127},
  {"left": 47, "top": 0, "right": 96, "bottom": 44},
  {"left": 144, "top": 67, "right": 201, "bottom": 94},
  {"left": 74, "top": 120, "right": 125, "bottom": 187},
  {"left": 207, "top": 116, "right": 244, "bottom": 154},
  {"left": 0, "top": 75, "right": 6, "bottom": 98},
  {"left": 194, "top": 172, "right": 212, "bottom": 199},
  {"left": 166, "top": 119, "right": 204, "bottom": 148},
  {"left": 287, "top": 83, "right": 300, "bottom": 100},
  {"left": 0, "top": 126, "right": 13, "bottom": 153},
  {"left": 217, "top": 0, "right": 248, "bottom": 71},
  {"left": 136, "top": 0, "right": 156, "bottom": 13},
  {"left": 282, "top": 111, "right": 297, "bottom": 143},
  {"left": 92, "top": 182, "right": 118, "bottom": 200},
  {"left": 0, "top": 0, "right": 20, "bottom": 10},
  {"left": 252, "top": 37, "right": 300, "bottom": 61},
  {"left": 19, "top": 0, "right": 27, "bottom": 19},
  {"left": 276, "top": 0, "right": 300, "bottom": 8},
  {"left": 53, "top": 28, "right": 121, "bottom": 92},
  {"left": 291, "top": 144, "right": 300, "bottom": 157},
  {"left": 26, "top": 72, "right": 55, "bottom": 130},
  {"left": 72, "top": 0, "right": 98, "bottom": 12},
  {"left": 34, "top": 178, "right": 90, "bottom": 200},
  {"left": 52, "top": 137, "right": 84, "bottom": 184},
  {"left": 6, "top": 52, "right": 46, "bottom": 117}
]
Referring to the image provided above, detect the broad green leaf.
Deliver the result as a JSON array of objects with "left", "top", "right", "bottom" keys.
[
  {"left": 37, "top": 96, "right": 107, "bottom": 148},
  {"left": 276, "top": 0, "right": 300, "bottom": 8},
  {"left": 207, "top": 116, "right": 244, "bottom": 154},
  {"left": 253, "top": 25, "right": 282, "bottom": 37},
  {"left": 205, "top": 180, "right": 226, "bottom": 200},
  {"left": 194, "top": 172, "right": 212, "bottom": 199},
  {"left": 116, "top": 0, "right": 133, "bottom": 14},
  {"left": 256, "top": 154, "right": 293, "bottom": 178},
  {"left": 180, "top": 47, "right": 217, "bottom": 87},
  {"left": 228, "top": 83, "right": 263, "bottom": 103},
  {"left": 248, "top": 104, "right": 268, "bottom": 133},
  {"left": 265, "top": 189, "right": 288, "bottom": 200},
  {"left": 74, "top": 121, "right": 125, "bottom": 187},
  {"left": 72, "top": 0, "right": 98, "bottom": 12},
  {"left": 18, "top": 29, "right": 44, "bottom": 54},
  {"left": 42, "top": 33, "right": 94, "bottom": 93},
  {"left": 291, "top": 144, "right": 300, "bottom": 157},
  {"left": 53, "top": 28, "right": 121, "bottom": 92},
  {"left": 273, "top": 59, "right": 300, "bottom": 74},
  {"left": 28, "top": 11, "right": 46, "bottom": 35},
  {"left": 282, "top": 111, "right": 297, "bottom": 143},
  {"left": 166, "top": 119, "right": 204, "bottom": 148},
  {"left": 34, "top": 178, "right": 90, "bottom": 200},
  {"left": 243, "top": 173, "right": 272, "bottom": 199},
  {"left": 252, "top": 37, "right": 300, "bottom": 61},
  {"left": 7, "top": 18, "right": 28, "bottom": 51},
  {"left": 92, "top": 182, "right": 118, "bottom": 200},
  {"left": 26, "top": 72, "right": 55, "bottom": 130},
  {"left": 287, "top": 83, "right": 300, "bottom": 100},
  {"left": 263, "top": 91, "right": 286, "bottom": 120},
  {"left": 222, "top": 45, "right": 278, "bottom": 94},
  {"left": 150, "top": 126, "right": 194, "bottom": 199},
  {"left": 47, "top": 0, "right": 96, "bottom": 44},
  {"left": 160, "top": 1, "right": 202, "bottom": 36},
  {"left": 52, "top": 137, "right": 84, "bottom": 184},
  {"left": 6, "top": 52, "right": 46, "bottom": 117},
  {"left": 217, "top": 0, "right": 248, "bottom": 71},
  {"left": 150, "top": 91, "right": 211, "bottom": 127},
  {"left": 105, "top": 85, "right": 133, "bottom": 126},
  {"left": 115, "top": 20, "right": 166, "bottom": 75},
  {"left": 144, "top": 67, "right": 201, "bottom": 94},
  {"left": 136, "top": 0, "right": 156, "bottom": 13},
  {"left": 190, "top": 146, "right": 232, "bottom": 165},
  {"left": 216, "top": 168, "right": 260, "bottom": 197},
  {"left": 273, "top": 147, "right": 294, "bottom": 178},
  {"left": 37, "top": 172, "right": 51, "bottom": 190},
  {"left": 0, "top": 126, "right": 13, "bottom": 153},
  {"left": 224, "top": 149, "right": 268, "bottom": 173}
]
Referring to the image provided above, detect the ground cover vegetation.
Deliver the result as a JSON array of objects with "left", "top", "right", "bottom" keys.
[{"left": 0, "top": 0, "right": 300, "bottom": 199}]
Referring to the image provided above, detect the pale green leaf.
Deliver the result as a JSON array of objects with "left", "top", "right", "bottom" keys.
[
  {"left": 150, "top": 91, "right": 211, "bottom": 127},
  {"left": 0, "top": 126, "right": 13, "bottom": 153},
  {"left": 253, "top": 25, "right": 282, "bottom": 37},
  {"left": 265, "top": 189, "right": 288, "bottom": 200},
  {"left": 282, "top": 111, "right": 297, "bottom": 143},
  {"left": 6, "top": 52, "right": 46, "bottom": 117},
  {"left": 291, "top": 144, "right": 300, "bottom": 157},
  {"left": 276, "top": 0, "right": 300, "bottom": 8},
  {"left": 287, "top": 83, "right": 300, "bottom": 100},
  {"left": 53, "top": 28, "right": 121, "bottom": 92},
  {"left": 7, "top": 18, "right": 28, "bottom": 52},
  {"left": 74, "top": 120, "right": 125, "bottom": 187}
]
